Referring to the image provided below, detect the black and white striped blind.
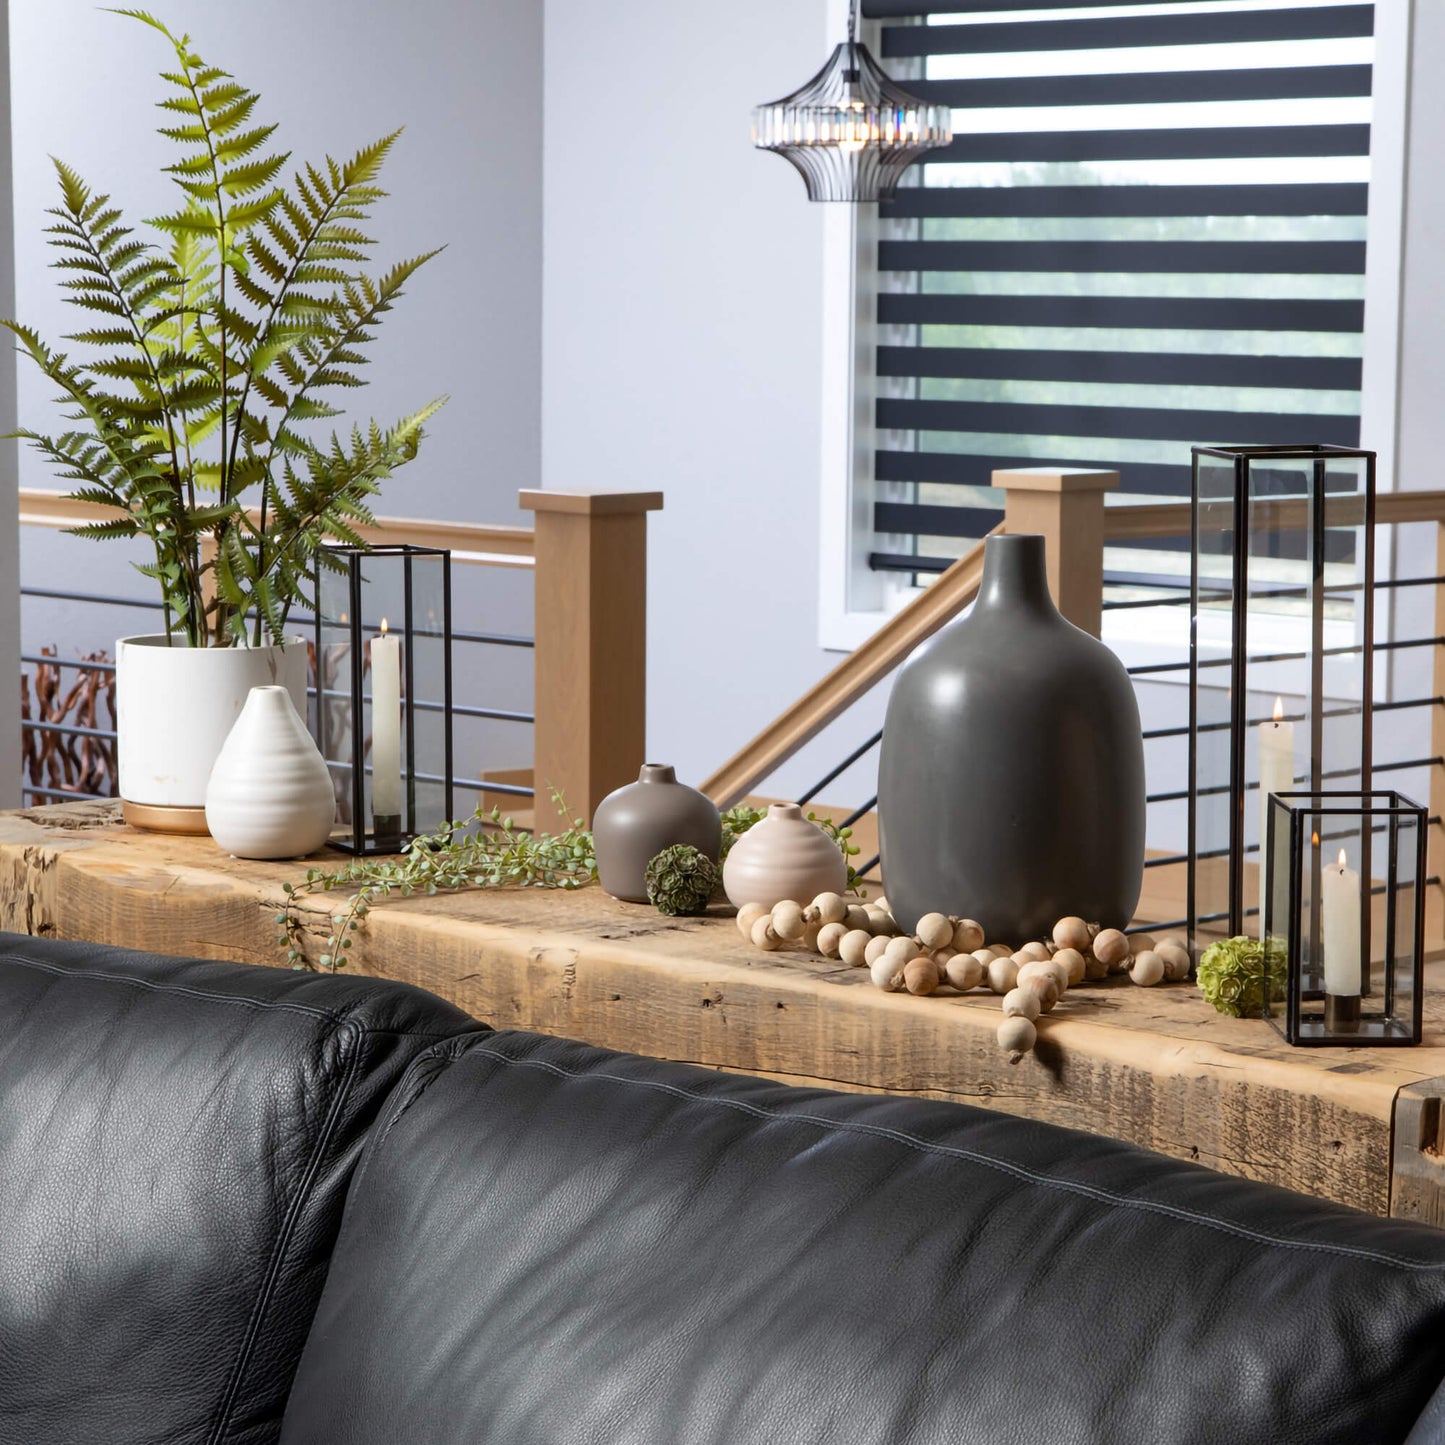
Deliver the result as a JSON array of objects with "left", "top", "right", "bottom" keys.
[{"left": 861, "top": 0, "right": 1374, "bottom": 574}]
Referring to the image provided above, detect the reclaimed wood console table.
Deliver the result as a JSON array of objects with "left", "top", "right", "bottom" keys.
[{"left": 4, "top": 799, "right": 1444, "bottom": 1225}]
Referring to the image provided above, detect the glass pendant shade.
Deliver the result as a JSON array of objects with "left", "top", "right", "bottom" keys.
[{"left": 752, "top": 40, "right": 953, "bottom": 203}]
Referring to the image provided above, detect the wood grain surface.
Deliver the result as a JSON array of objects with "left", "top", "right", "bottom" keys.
[{"left": 4, "top": 801, "right": 1445, "bottom": 1221}]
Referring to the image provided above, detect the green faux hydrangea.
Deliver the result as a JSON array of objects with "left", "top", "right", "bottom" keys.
[
  {"left": 645, "top": 844, "right": 719, "bottom": 917},
  {"left": 1195, "top": 934, "right": 1288, "bottom": 1018}
]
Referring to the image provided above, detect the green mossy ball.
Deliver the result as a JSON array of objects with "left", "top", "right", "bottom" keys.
[
  {"left": 1195, "top": 934, "right": 1288, "bottom": 1018},
  {"left": 645, "top": 844, "right": 720, "bottom": 917}
]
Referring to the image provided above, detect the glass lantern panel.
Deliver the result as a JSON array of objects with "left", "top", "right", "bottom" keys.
[{"left": 1191, "top": 455, "right": 1240, "bottom": 954}]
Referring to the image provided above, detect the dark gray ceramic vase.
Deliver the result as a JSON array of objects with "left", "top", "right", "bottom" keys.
[
  {"left": 592, "top": 763, "right": 722, "bottom": 903},
  {"left": 877, "top": 534, "right": 1145, "bottom": 941}
]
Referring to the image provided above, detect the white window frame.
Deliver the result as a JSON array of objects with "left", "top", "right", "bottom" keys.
[{"left": 818, "top": 0, "right": 1414, "bottom": 673}]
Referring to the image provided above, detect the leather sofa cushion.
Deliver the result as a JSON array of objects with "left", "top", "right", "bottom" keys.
[
  {"left": 0, "top": 932, "right": 479, "bottom": 1445},
  {"left": 281, "top": 1030, "right": 1445, "bottom": 1445}
]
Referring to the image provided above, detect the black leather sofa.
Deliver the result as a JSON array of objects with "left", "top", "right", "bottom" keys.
[{"left": 3, "top": 930, "right": 1445, "bottom": 1445}]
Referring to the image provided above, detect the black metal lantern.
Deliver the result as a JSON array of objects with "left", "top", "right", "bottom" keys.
[
  {"left": 1263, "top": 791, "right": 1425, "bottom": 1046},
  {"left": 1187, "top": 443, "right": 1376, "bottom": 957},
  {"left": 313, "top": 544, "right": 452, "bottom": 855},
  {"left": 751, "top": 0, "right": 952, "bottom": 203}
]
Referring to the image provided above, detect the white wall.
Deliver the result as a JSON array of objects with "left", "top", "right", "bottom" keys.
[
  {"left": 0, "top": 0, "right": 14, "bottom": 809},
  {"left": 542, "top": 0, "right": 871, "bottom": 799},
  {"left": 10, "top": 0, "right": 544, "bottom": 792}
]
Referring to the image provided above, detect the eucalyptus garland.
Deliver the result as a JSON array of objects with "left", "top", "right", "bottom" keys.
[
  {"left": 277, "top": 793, "right": 865, "bottom": 971},
  {"left": 276, "top": 789, "right": 595, "bottom": 971}
]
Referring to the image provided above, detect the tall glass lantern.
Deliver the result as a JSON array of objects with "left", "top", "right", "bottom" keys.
[
  {"left": 1187, "top": 444, "right": 1375, "bottom": 956},
  {"left": 314, "top": 544, "right": 453, "bottom": 855}
]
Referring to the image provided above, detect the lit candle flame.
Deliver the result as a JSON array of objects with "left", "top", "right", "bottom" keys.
[
  {"left": 1338, "top": 848, "right": 1348, "bottom": 872},
  {"left": 380, "top": 618, "right": 389, "bottom": 636},
  {"left": 1312, "top": 830, "right": 1320, "bottom": 847},
  {"left": 1273, "top": 696, "right": 1284, "bottom": 723}
]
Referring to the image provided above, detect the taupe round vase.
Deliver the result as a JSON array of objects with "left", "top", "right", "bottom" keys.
[
  {"left": 593, "top": 764, "right": 722, "bottom": 903},
  {"left": 877, "top": 533, "right": 1145, "bottom": 941}
]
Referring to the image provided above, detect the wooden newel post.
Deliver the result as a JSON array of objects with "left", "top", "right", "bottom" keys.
[
  {"left": 993, "top": 468, "right": 1119, "bottom": 638},
  {"left": 520, "top": 489, "right": 663, "bottom": 826}
]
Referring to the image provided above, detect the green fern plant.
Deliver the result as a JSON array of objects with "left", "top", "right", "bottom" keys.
[{"left": 4, "top": 10, "right": 445, "bottom": 647}]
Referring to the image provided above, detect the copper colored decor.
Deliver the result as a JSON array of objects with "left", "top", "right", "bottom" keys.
[{"left": 20, "top": 648, "right": 117, "bottom": 802}]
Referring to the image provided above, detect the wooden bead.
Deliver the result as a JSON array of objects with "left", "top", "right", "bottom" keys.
[
  {"left": 1092, "top": 928, "right": 1129, "bottom": 968},
  {"left": 1130, "top": 933, "right": 1157, "bottom": 957},
  {"left": 1052, "top": 916, "right": 1092, "bottom": 953},
  {"left": 945, "top": 953, "right": 984, "bottom": 991},
  {"left": 1052, "top": 947, "right": 1086, "bottom": 986},
  {"left": 903, "top": 957, "right": 940, "bottom": 995},
  {"left": 751, "top": 916, "right": 783, "bottom": 951},
  {"left": 1019, "top": 940, "right": 1053, "bottom": 963},
  {"left": 870, "top": 956, "right": 905, "bottom": 992},
  {"left": 1130, "top": 950, "right": 1165, "bottom": 987},
  {"left": 864, "top": 934, "right": 892, "bottom": 966},
  {"left": 883, "top": 935, "right": 918, "bottom": 966},
  {"left": 915, "top": 912, "right": 955, "bottom": 951},
  {"left": 987, "top": 956, "right": 1020, "bottom": 995},
  {"left": 865, "top": 907, "right": 897, "bottom": 937},
  {"left": 810, "top": 892, "right": 849, "bottom": 926},
  {"left": 815, "top": 922, "right": 848, "bottom": 959},
  {"left": 845, "top": 905, "right": 871, "bottom": 932},
  {"left": 736, "top": 902, "right": 769, "bottom": 939},
  {"left": 771, "top": 900, "right": 807, "bottom": 941},
  {"left": 838, "top": 928, "right": 872, "bottom": 967},
  {"left": 997, "top": 1016, "right": 1037, "bottom": 1061},
  {"left": 1002, "top": 986, "right": 1041, "bottom": 1021},
  {"left": 951, "top": 918, "right": 985, "bottom": 953}
]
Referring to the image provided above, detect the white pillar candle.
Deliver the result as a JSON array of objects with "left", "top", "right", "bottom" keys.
[
  {"left": 1321, "top": 847, "right": 1362, "bottom": 997},
  {"left": 1257, "top": 696, "right": 1294, "bottom": 939},
  {"left": 370, "top": 620, "right": 402, "bottom": 823}
]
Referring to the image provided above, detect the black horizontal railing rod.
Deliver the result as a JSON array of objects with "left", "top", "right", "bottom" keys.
[
  {"left": 20, "top": 590, "right": 536, "bottom": 651},
  {"left": 310, "top": 687, "right": 532, "bottom": 726},
  {"left": 20, "top": 718, "right": 115, "bottom": 742},
  {"left": 797, "top": 730, "right": 885, "bottom": 807},
  {"left": 323, "top": 758, "right": 535, "bottom": 798},
  {"left": 840, "top": 795, "right": 879, "bottom": 831},
  {"left": 856, "top": 854, "right": 881, "bottom": 880},
  {"left": 21, "top": 653, "right": 117, "bottom": 673},
  {"left": 21, "top": 587, "right": 164, "bottom": 611},
  {"left": 1143, "top": 853, "right": 1191, "bottom": 869},
  {"left": 22, "top": 785, "right": 112, "bottom": 803},
  {"left": 1144, "top": 699, "right": 1436, "bottom": 745},
  {"left": 1150, "top": 757, "right": 1442, "bottom": 807}
]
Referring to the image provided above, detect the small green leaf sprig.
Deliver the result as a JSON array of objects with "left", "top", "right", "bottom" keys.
[
  {"left": 276, "top": 788, "right": 595, "bottom": 971},
  {"left": 807, "top": 810, "right": 865, "bottom": 897}
]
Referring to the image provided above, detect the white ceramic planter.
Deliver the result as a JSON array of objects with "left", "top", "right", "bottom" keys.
[
  {"left": 116, "top": 634, "right": 309, "bottom": 833},
  {"left": 205, "top": 686, "right": 335, "bottom": 859}
]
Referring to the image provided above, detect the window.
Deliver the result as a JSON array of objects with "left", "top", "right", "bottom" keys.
[{"left": 823, "top": 0, "right": 1397, "bottom": 649}]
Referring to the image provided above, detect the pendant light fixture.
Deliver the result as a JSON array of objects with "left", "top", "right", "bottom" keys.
[{"left": 751, "top": 0, "right": 953, "bottom": 203}]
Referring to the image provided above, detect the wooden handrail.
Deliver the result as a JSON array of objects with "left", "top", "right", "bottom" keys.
[
  {"left": 17, "top": 487, "right": 536, "bottom": 569},
  {"left": 1103, "top": 489, "right": 1445, "bottom": 541},
  {"left": 701, "top": 526, "right": 1000, "bottom": 810}
]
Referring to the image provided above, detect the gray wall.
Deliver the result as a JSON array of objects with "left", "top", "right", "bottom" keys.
[
  {"left": 11, "top": 0, "right": 543, "bottom": 792},
  {"left": 542, "top": 0, "right": 865, "bottom": 801}
]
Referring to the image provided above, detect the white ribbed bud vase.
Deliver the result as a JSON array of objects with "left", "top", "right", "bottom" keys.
[{"left": 205, "top": 686, "right": 336, "bottom": 859}]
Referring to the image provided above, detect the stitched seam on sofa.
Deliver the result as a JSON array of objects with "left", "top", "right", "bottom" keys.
[
  {"left": 460, "top": 1046, "right": 1445, "bottom": 1275},
  {"left": 204, "top": 1020, "right": 366, "bottom": 1445},
  {"left": 4, "top": 952, "right": 334, "bottom": 1019},
  {"left": 3, "top": 953, "right": 470, "bottom": 1039}
]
